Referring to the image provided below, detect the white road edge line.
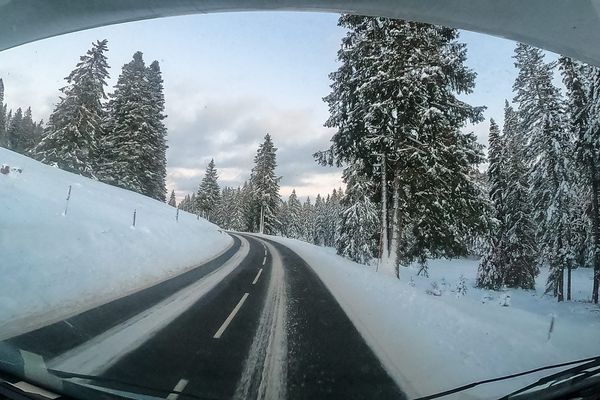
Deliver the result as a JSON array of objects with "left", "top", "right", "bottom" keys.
[
  {"left": 262, "top": 256, "right": 266, "bottom": 265},
  {"left": 213, "top": 293, "right": 250, "bottom": 339},
  {"left": 252, "top": 268, "right": 263, "bottom": 285},
  {"left": 166, "top": 378, "right": 189, "bottom": 400}
]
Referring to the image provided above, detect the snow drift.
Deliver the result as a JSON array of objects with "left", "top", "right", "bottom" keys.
[
  {"left": 263, "top": 235, "right": 600, "bottom": 399},
  {"left": 0, "top": 147, "right": 232, "bottom": 339}
]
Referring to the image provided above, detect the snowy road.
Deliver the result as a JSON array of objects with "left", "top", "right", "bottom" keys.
[{"left": 2, "top": 234, "right": 405, "bottom": 399}]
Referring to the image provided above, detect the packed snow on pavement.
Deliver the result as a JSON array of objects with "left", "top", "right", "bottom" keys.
[
  {"left": 264, "top": 235, "right": 600, "bottom": 399},
  {"left": 0, "top": 148, "right": 232, "bottom": 339}
]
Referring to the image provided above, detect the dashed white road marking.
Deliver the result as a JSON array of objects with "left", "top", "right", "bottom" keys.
[
  {"left": 262, "top": 256, "right": 267, "bottom": 265},
  {"left": 252, "top": 269, "right": 264, "bottom": 285},
  {"left": 264, "top": 249, "right": 267, "bottom": 256},
  {"left": 166, "top": 378, "right": 189, "bottom": 400},
  {"left": 213, "top": 293, "right": 250, "bottom": 339}
]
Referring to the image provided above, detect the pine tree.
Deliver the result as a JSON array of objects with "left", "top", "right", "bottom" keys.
[
  {"left": 318, "top": 16, "right": 487, "bottom": 276},
  {"left": 101, "top": 52, "right": 167, "bottom": 200},
  {"left": 503, "top": 101, "right": 538, "bottom": 289},
  {"left": 337, "top": 163, "right": 379, "bottom": 264},
  {"left": 168, "top": 190, "right": 177, "bottom": 207},
  {"left": 558, "top": 56, "right": 590, "bottom": 300},
  {"left": 0, "top": 78, "right": 6, "bottom": 148},
  {"left": 301, "top": 197, "right": 315, "bottom": 242},
  {"left": 196, "top": 159, "right": 220, "bottom": 221},
  {"left": 477, "top": 119, "right": 508, "bottom": 289},
  {"left": 250, "top": 134, "right": 281, "bottom": 234},
  {"left": 35, "top": 40, "right": 109, "bottom": 177},
  {"left": 145, "top": 60, "right": 168, "bottom": 202},
  {"left": 6, "top": 107, "right": 22, "bottom": 152},
  {"left": 314, "top": 194, "right": 326, "bottom": 245},
  {"left": 239, "top": 181, "right": 256, "bottom": 232},
  {"left": 583, "top": 64, "right": 600, "bottom": 303},
  {"left": 230, "top": 187, "right": 246, "bottom": 232},
  {"left": 19, "top": 107, "right": 36, "bottom": 153},
  {"left": 513, "top": 44, "right": 572, "bottom": 295},
  {"left": 285, "top": 189, "right": 303, "bottom": 239}
]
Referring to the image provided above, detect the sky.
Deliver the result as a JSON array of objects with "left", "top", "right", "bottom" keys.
[{"left": 0, "top": 12, "right": 531, "bottom": 201}]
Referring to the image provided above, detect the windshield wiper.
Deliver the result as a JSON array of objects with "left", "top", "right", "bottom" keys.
[
  {"left": 502, "top": 356, "right": 600, "bottom": 399},
  {"left": 413, "top": 355, "right": 600, "bottom": 400}
]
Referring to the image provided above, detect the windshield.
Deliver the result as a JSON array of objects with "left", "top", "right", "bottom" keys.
[{"left": 1, "top": 7, "right": 599, "bottom": 400}]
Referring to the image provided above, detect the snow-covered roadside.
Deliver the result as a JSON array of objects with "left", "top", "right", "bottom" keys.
[
  {"left": 263, "top": 235, "right": 600, "bottom": 399},
  {"left": 0, "top": 148, "right": 232, "bottom": 339}
]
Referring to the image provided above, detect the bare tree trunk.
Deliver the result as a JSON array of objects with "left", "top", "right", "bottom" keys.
[
  {"left": 567, "top": 259, "right": 572, "bottom": 301},
  {"left": 591, "top": 157, "right": 600, "bottom": 303},
  {"left": 391, "top": 177, "right": 400, "bottom": 278},
  {"left": 259, "top": 204, "right": 265, "bottom": 234},
  {"left": 557, "top": 235, "right": 564, "bottom": 302}
]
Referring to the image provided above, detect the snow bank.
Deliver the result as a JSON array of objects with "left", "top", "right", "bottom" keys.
[
  {"left": 0, "top": 148, "right": 232, "bottom": 339},
  {"left": 264, "top": 235, "right": 600, "bottom": 399}
]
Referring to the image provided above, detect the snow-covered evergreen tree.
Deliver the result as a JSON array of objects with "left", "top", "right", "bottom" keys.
[
  {"left": 558, "top": 56, "right": 590, "bottom": 300},
  {"left": 477, "top": 119, "right": 508, "bottom": 289},
  {"left": 6, "top": 107, "right": 23, "bottom": 152},
  {"left": 583, "top": 63, "right": 600, "bottom": 302},
  {"left": 285, "top": 190, "right": 303, "bottom": 239},
  {"left": 318, "top": 16, "right": 487, "bottom": 277},
  {"left": 502, "top": 101, "right": 538, "bottom": 289},
  {"left": 145, "top": 60, "right": 168, "bottom": 202},
  {"left": 168, "top": 190, "right": 177, "bottom": 207},
  {"left": 337, "top": 163, "right": 379, "bottom": 264},
  {"left": 301, "top": 197, "right": 315, "bottom": 242},
  {"left": 196, "top": 159, "right": 220, "bottom": 222},
  {"left": 101, "top": 52, "right": 168, "bottom": 200},
  {"left": 513, "top": 43, "right": 573, "bottom": 296},
  {"left": 313, "top": 194, "right": 326, "bottom": 245},
  {"left": 35, "top": 40, "right": 109, "bottom": 177},
  {"left": 250, "top": 134, "right": 281, "bottom": 234}
]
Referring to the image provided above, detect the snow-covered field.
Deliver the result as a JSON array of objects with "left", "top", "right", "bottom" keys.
[
  {"left": 264, "top": 235, "right": 600, "bottom": 399},
  {"left": 0, "top": 148, "right": 232, "bottom": 339}
]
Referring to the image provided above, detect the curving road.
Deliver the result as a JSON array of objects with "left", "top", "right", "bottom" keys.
[{"left": 1, "top": 234, "right": 405, "bottom": 400}]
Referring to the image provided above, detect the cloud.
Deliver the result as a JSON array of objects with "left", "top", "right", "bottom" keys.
[{"left": 165, "top": 83, "right": 341, "bottom": 199}]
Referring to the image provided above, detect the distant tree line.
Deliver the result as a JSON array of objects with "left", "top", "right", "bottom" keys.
[{"left": 0, "top": 79, "right": 44, "bottom": 154}]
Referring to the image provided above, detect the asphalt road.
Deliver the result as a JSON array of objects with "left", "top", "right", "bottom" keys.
[{"left": 1, "top": 234, "right": 405, "bottom": 400}]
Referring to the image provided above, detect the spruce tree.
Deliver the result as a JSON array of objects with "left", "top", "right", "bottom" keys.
[
  {"left": 337, "top": 163, "right": 379, "bottom": 264},
  {"left": 168, "top": 190, "right": 177, "bottom": 207},
  {"left": 301, "top": 197, "right": 315, "bottom": 242},
  {"left": 250, "top": 134, "right": 281, "bottom": 234},
  {"left": 502, "top": 101, "right": 538, "bottom": 289},
  {"left": 6, "top": 107, "right": 22, "bottom": 152},
  {"left": 513, "top": 43, "right": 572, "bottom": 295},
  {"left": 101, "top": 52, "right": 167, "bottom": 200},
  {"left": 286, "top": 189, "right": 303, "bottom": 239},
  {"left": 145, "top": 60, "right": 168, "bottom": 202},
  {"left": 35, "top": 40, "right": 109, "bottom": 176},
  {"left": 196, "top": 159, "right": 220, "bottom": 221},
  {"left": 476, "top": 119, "right": 508, "bottom": 289},
  {"left": 314, "top": 194, "right": 326, "bottom": 245},
  {"left": 318, "top": 16, "right": 487, "bottom": 276},
  {"left": 584, "top": 64, "right": 600, "bottom": 302}
]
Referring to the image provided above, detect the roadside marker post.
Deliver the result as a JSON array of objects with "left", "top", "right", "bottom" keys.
[{"left": 63, "top": 185, "right": 72, "bottom": 216}]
